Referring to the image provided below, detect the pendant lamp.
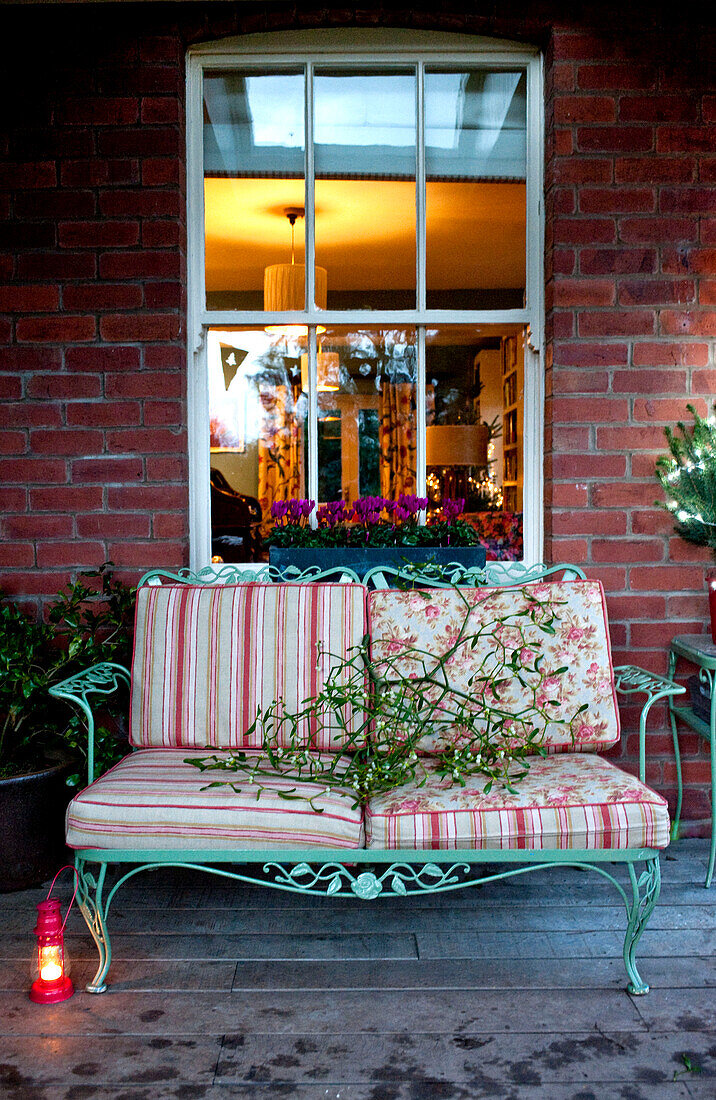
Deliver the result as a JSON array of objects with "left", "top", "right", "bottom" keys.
[
  {"left": 300, "top": 348, "right": 340, "bottom": 393},
  {"left": 264, "top": 208, "right": 327, "bottom": 336}
]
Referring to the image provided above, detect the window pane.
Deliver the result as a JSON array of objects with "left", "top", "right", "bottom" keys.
[
  {"left": 208, "top": 328, "right": 308, "bottom": 561},
  {"left": 425, "top": 70, "right": 526, "bottom": 310},
  {"left": 314, "top": 71, "right": 416, "bottom": 310},
  {"left": 425, "top": 325, "right": 524, "bottom": 560},
  {"left": 203, "top": 71, "right": 306, "bottom": 311},
  {"left": 309, "top": 327, "right": 417, "bottom": 504}
]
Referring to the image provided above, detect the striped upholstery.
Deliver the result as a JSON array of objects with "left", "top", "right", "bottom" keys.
[
  {"left": 365, "top": 753, "right": 670, "bottom": 851},
  {"left": 368, "top": 581, "right": 620, "bottom": 754},
  {"left": 66, "top": 749, "right": 365, "bottom": 851},
  {"left": 130, "top": 582, "right": 367, "bottom": 751}
]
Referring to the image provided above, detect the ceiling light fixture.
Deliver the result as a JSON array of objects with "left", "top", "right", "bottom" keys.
[{"left": 264, "top": 207, "right": 326, "bottom": 337}]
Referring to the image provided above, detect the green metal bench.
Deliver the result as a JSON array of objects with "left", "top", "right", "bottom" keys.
[{"left": 50, "top": 562, "right": 683, "bottom": 996}]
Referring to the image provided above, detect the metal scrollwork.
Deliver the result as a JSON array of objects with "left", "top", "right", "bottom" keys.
[
  {"left": 614, "top": 665, "right": 685, "bottom": 699},
  {"left": 262, "top": 860, "right": 472, "bottom": 898},
  {"left": 624, "top": 857, "right": 661, "bottom": 996}
]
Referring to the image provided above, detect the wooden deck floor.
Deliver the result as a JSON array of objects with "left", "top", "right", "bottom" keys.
[{"left": 1, "top": 838, "right": 714, "bottom": 1099}]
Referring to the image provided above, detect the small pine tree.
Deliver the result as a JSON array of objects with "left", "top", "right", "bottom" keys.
[{"left": 656, "top": 404, "right": 716, "bottom": 553}]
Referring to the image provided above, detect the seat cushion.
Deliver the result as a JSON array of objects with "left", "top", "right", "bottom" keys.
[
  {"left": 66, "top": 749, "right": 365, "bottom": 851},
  {"left": 130, "top": 582, "right": 367, "bottom": 751},
  {"left": 368, "top": 580, "right": 619, "bottom": 754},
  {"left": 365, "top": 753, "right": 669, "bottom": 851}
]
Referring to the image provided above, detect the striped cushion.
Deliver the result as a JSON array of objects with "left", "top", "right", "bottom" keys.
[
  {"left": 365, "top": 753, "right": 669, "bottom": 851},
  {"left": 130, "top": 583, "right": 367, "bottom": 751},
  {"left": 66, "top": 749, "right": 364, "bottom": 851},
  {"left": 368, "top": 581, "right": 620, "bottom": 754}
]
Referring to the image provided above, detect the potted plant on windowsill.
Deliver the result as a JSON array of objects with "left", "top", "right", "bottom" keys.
[
  {"left": 267, "top": 494, "right": 487, "bottom": 576},
  {"left": 0, "top": 565, "right": 134, "bottom": 890}
]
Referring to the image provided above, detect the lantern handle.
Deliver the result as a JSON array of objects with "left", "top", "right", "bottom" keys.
[{"left": 45, "top": 865, "right": 80, "bottom": 934}]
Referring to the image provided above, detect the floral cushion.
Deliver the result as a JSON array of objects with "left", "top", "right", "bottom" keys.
[
  {"left": 130, "top": 582, "right": 367, "bottom": 751},
  {"left": 365, "top": 753, "right": 669, "bottom": 851},
  {"left": 367, "top": 581, "right": 619, "bottom": 754},
  {"left": 66, "top": 749, "right": 365, "bottom": 851}
]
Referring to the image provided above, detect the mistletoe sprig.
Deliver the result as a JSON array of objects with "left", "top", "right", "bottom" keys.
[
  {"left": 186, "top": 585, "right": 583, "bottom": 809},
  {"left": 656, "top": 403, "right": 716, "bottom": 552}
]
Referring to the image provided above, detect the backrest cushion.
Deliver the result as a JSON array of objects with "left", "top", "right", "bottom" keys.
[
  {"left": 130, "top": 582, "right": 368, "bottom": 751},
  {"left": 367, "top": 580, "right": 619, "bottom": 754}
]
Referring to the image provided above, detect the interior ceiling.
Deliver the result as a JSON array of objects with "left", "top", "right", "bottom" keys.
[{"left": 204, "top": 177, "right": 526, "bottom": 292}]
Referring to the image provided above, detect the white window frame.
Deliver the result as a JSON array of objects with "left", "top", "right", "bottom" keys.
[{"left": 186, "top": 28, "right": 544, "bottom": 570}]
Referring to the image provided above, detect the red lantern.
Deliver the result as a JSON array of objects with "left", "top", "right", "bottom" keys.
[
  {"left": 29, "top": 868, "right": 77, "bottom": 1004},
  {"left": 708, "top": 569, "right": 716, "bottom": 645}
]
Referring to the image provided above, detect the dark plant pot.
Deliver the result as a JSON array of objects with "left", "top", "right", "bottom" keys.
[
  {"left": 0, "top": 760, "right": 73, "bottom": 892},
  {"left": 269, "top": 544, "right": 487, "bottom": 578},
  {"left": 687, "top": 675, "right": 712, "bottom": 724}
]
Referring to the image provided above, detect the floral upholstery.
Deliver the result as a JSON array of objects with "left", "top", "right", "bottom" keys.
[
  {"left": 368, "top": 581, "right": 619, "bottom": 754},
  {"left": 66, "top": 749, "right": 365, "bottom": 851},
  {"left": 130, "top": 582, "right": 367, "bottom": 752},
  {"left": 365, "top": 753, "right": 670, "bottom": 851}
]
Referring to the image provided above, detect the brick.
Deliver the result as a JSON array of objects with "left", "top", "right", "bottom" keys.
[
  {"left": 0, "top": 161, "right": 56, "bottom": 188},
  {"left": 0, "top": 284, "right": 59, "bottom": 313},
  {"left": 554, "top": 95, "right": 615, "bottom": 124},
  {"left": 552, "top": 158, "right": 613, "bottom": 185},
  {"left": 2, "top": 458, "right": 67, "bottom": 483},
  {"left": 619, "top": 96, "right": 697, "bottom": 123},
  {"left": 618, "top": 279, "right": 695, "bottom": 306},
  {"left": 30, "top": 486, "right": 103, "bottom": 512},
  {"left": 700, "top": 281, "right": 716, "bottom": 306},
  {"left": 591, "top": 482, "right": 658, "bottom": 507},
  {"left": 29, "top": 428, "right": 104, "bottom": 455},
  {"left": 15, "top": 315, "right": 96, "bottom": 343},
  {"left": 71, "top": 456, "right": 143, "bottom": 483},
  {"left": 578, "top": 310, "right": 656, "bottom": 337},
  {"left": 97, "top": 127, "right": 180, "bottom": 157},
  {"left": 99, "top": 189, "right": 181, "bottom": 218},
  {"left": 576, "top": 64, "right": 655, "bottom": 91},
  {"left": 577, "top": 126, "right": 653, "bottom": 153},
  {"left": 143, "top": 400, "right": 184, "bottom": 427},
  {"left": 106, "top": 427, "right": 185, "bottom": 453},
  {"left": 631, "top": 510, "right": 673, "bottom": 536},
  {"left": 612, "top": 369, "right": 687, "bottom": 394},
  {"left": 551, "top": 371, "right": 609, "bottom": 395},
  {"left": 105, "top": 372, "right": 182, "bottom": 398},
  {"left": 591, "top": 539, "right": 663, "bottom": 563},
  {"left": 144, "top": 282, "right": 183, "bottom": 309},
  {"left": 0, "top": 543, "right": 35, "bottom": 568},
  {"left": 552, "top": 511, "right": 627, "bottom": 536},
  {"left": 142, "top": 158, "right": 181, "bottom": 186},
  {"left": 620, "top": 217, "right": 697, "bottom": 244},
  {"left": 0, "top": 376, "right": 22, "bottom": 400},
  {"left": 139, "top": 36, "right": 181, "bottom": 63},
  {"left": 152, "top": 513, "right": 187, "bottom": 538},
  {"left": 65, "top": 346, "right": 141, "bottom": 372},
  {"left": 553, "top": 129, "right": 573, "bottom": 157},
  {"left": 107, "top": 484, "right": 186, "bottom": 510},
  {"left": 692, "top": 370, "right": 716, "bottom": 392},
  {"left": 4, "top": 515, "right": 74, "bottom": 539},
  {"left": 554, "top": 217, "right": 616, "bottom": 245},
  {"left": 141, "top": 97, "right": 179, "bottom": 124},
  {"left": 580, "top": 248, "right": 656, "bottom": 275},
  {"left": 15, "top": 191, "right": 96, "bottom": 219},
  {"left": 58, "top": 221, "right": 140, "bottom": 248},
  {"left": 597, "top": 425, "right": 666, "bottom": 450},
  {"left": 36, "top": 541, "right": 106, "bottom": 568},
  {"left": 143, "top": 346, "right": 185, "bottom": 370},
  {"left": 0, "top": 432, "right": 27, "bottom": 455},
  {"left": 61, "top": 158, "right": 139, "bottom": 187},
  {"left": 76, "top": 513, "right": 151, "bottom": 538},
  {"left": 607, "top": 594, "right": 666, "bottom": 620},
  {"left": 107, "top": 541, "right": 186, "bottom": 568},
  {"left": 62, "top": 284, "right": 143, "bottom": 311},
  {"left": 61, "top": 97, "right": 139, "bottom": 126},
  {"left": 66, "top": 401, "right": 141, "bottom": 427},
  {"left": 99, "top": 313, "right": 180, "bottom": 342},
  {"left": 553, "top": 343, "right": 629, "bottom": 367},
  {"left": 141, "top": 220, "right": 181, "bottom": 248},
  {"left": 0, "top": 487, "right": 28, "bottom": 512},
  {"left": 661, "top": 187, "right": 716, "bottom": 214},
  {"left": 667, "top": 593, "right": 712, "bottom": 618},
  {"left": 0, "top": 402, "right": 61, "bottom": 428},
  {"left": 144, "top": 456, "right": 186, "bottom": 482},
  {"left": 17, "top": 252, "right": 96, "bottom": 281},
  {"left": 553, "top": 278, "right": 615, "bottom": 307},
  {"left": 667, "top": 538, "right": 713, "bottom": 563},
  {"left": 99, "top": 251, "right": 181, "bottom": 279},
  {"left": 657, "top": 127, "right": 716, "bottom": 154},
  {"left": 552, "top": 453, "right": 626, "bottom": 478},
  {"left": 630, "top": 565, "right": 705, "bottom": 590},
  {"left": 0, "top": 573, "right": 73, "bottom": 597},
  {"left": 0, "top": 222, "right": 55, "bottom": 249},
  {"left": 632, "top": 341, "right": 709, "bottom": 367},
  {"left": 580, "top": 188, "right": 655, "bottom": 214},
  {"left": 615, "top": 157, "right": 695, "bottom": 184},
  {"left": 661, "top": 247, "right": 716, "bottom": 275},
  {"left": 661, "top": 311, "right": 716, "bottom": 337},
  {"left": 633, "top": 396, "right": 708, "bottom": 422},
  {"left": 552, "top": 396, "right": 629, "bottom": 424}
]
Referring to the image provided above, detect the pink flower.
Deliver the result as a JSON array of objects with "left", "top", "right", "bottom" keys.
[
  {"left": 588, "top": 662, "right": 599, "bottom": 675},
  {"left": 576, "top": 723, "right": 596, "bottom": 741},
  {"left": 424, "top": 605, "right": 440, "bottom": 620},
  {"left": 567, "top": 627, "right": 584, "bottom": 641}
]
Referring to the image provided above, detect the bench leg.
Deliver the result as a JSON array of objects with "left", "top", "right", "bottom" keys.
[
  {"left": 623, "top": 856, "right": 660, "bottom": 996},
  {"left": 75, "top": 856, "right": 112, "bottom": 993}
]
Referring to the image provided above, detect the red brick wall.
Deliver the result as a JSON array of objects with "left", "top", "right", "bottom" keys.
[{"left": 1, "top": 3, "right": 714, "bottom": 831}]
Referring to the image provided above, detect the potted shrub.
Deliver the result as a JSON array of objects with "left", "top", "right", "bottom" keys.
[
  {"left": 0, "top": 565, "right": 134, "bottom": 890},
  {"left": 268, "top": 494, "right": 487, "bottom": 576},
  {"left": 656, "top": 403, "right": 716, "bottom": 641}
]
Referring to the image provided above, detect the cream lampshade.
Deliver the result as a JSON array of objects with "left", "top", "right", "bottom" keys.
[
  {"left": 426, "top": 424, "right": 489, "bottom": 467},
  {"left": 300, "top": 350, "right": 340, "bottom": 393},
  {"left": 264, "top": 207, "right": 327, "bottom": 336}
]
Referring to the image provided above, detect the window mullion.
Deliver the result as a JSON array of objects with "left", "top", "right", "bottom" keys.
[
  {"left": 416, "top": 61, "right": 426, "bottom": 314},
  {"left": 305, "top": 61, "right": 316, "bottom": 314},
  {"left": 307, "top": 326, "right": 318, "bottom": 517},
  {"left": 416, "top": 325, "right": 426, "bottom": 513}
]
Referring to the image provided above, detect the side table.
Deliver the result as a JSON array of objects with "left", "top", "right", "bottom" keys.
[{"left": 668, "top": 634, "right": 716, "bottom": 888}]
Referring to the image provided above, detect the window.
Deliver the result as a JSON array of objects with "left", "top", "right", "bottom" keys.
[{"left": 187, "top": 30, "right": 543, "bottom": 566}]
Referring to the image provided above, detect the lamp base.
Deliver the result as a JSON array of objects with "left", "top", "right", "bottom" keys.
[{"left": 29, "top": 975, "right": 74, "bottom": 1004}]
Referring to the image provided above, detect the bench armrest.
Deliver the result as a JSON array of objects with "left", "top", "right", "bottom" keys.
[
  {"left": 49, "top": 662, "right": 131, "bottom": 785},
  {"left": 613, "top": 665, "right": 685, "bottom": 784}
]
